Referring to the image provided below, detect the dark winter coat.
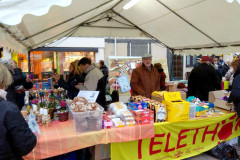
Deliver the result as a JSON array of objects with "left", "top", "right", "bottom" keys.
[
  {"left": 58, "top": 74, "right": 84, "bottom": 99},
  {"left": 158, "top": 69, "right": 166, "bottom": 91},
  {"left": 0, "top": 98, "right": 37, "bottom": 160},
  {"left": 188, "top": 63, "right": 221, "bottom": 101},
  {"left": 100, "top": 65, "right": 109, "bottom": 77},
  {"left": 6, "top": 68, "right": 24, "bottom": 105},
  {"left": 228, "top": 67, "right": 240, "bottom": 116}
]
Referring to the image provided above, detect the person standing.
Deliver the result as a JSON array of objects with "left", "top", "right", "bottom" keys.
[
  {"left": 218, "top": 54, "right": 229, "bottom": 76},
  {"left": 154, "top": 63, "right": 166, "bottom": 91},
  {"left": 52, "top": 60, "right": 84, "bottom": 100},
  {"left": 99, "top": 60, "right": 108, "bottom": 78},
  {"left": 188, "top": 56, "right": 221, "bottom": 101},
  {"left": 211, "top": 57, "right": 222, "bottom": 81},
  {"left": 130, "top": 54, "right": 160, "bottom": 98},
  {"left": 0, "top": 63, "right": 36, "bottom": 159},
  {"left": 227, "top": 58, "right": 240, "bottom": 116},
  {"left": 194, "top": 58, "right": 201, "bottom": 68},
  {"left": 76, "top": 57, "right": 106, "bottom": 108}
]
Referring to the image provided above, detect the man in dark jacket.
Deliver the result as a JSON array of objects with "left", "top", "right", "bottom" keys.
[
  {"left": 99, "top": 60, "right": 108, "bottom": 77},
  {"left": 188, "top": 56, "right": 221, "bottom": 101}
]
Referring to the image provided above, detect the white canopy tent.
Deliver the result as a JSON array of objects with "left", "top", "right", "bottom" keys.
[{"left": 1, "top": 0, "right": 240, "bottom": 55}]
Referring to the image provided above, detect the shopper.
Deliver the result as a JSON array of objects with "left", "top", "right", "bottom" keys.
[
  {"left": 52, "top": 60, "right": 84, "bottom": 100},
  {"left": 99, "top": 60, "right": 109, "bottom": 78},
  {"left": 194, "top": 57, "right": 201, "bottom": 68},
  {"left": 227, "top": 59, "right": 240, "bottom": 116},
  {"left": 218, "top": 55, "right": 229, "bottom": 76},
  {"left": 0, "top": 59, "right": 25, "bottom": 106},
  {"left": 77, "top": 57, "right": 106, "bottom": 108},
  {"left": 130, "top": 54, "right": 160, "bottom": 98},
  {"left": 211, "top": 57, "right": 222, "bottom": 81},
  {"left": 0, "top": 63, "right": 36, "bottom": 159},
  {"left": 154, "top": 63, "right": 166, "bottom": 91},
  {"left": 9, "top": 60, "right": 33, "bottom": 110},
  {"left": 188, "top": 56, "right": 221, "bottom": 101}
]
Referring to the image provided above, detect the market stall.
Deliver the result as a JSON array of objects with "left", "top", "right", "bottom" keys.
[{"left": 21, "top": 87, "right": 240, "bottom": 160}]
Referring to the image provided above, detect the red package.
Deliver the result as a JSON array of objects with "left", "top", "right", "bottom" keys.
[
  {"left": 135, "top": 116, "right": 154, "bottom": 125},
  {"left": 132, "top": 109, "right": 154, "bottom": 118}
]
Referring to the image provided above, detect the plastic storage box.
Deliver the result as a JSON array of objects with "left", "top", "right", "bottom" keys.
[
  {"left": 189, "top": 103, "right": 196, "bottom": 119},
  {"left": 69, "top": 105, "right": 104, "bottom": 134}
]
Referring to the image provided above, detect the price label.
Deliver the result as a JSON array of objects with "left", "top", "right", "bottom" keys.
[{"left": 164, "top": 92, "right": 181, "bottom": 101}]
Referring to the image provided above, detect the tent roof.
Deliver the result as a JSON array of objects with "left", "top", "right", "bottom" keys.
[{"left": 1, "top": 0, "right": 240, "bottom": 55}]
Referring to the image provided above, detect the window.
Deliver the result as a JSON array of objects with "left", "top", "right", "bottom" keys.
[
  {"left": 171, "top": 55, "right": 183, "bottom": 80},
  {"left": 186, "top": 55, "right": 197, "bottom": 67},
  {"left": 129, "top": 43, "right": 149, "bottom": 56}
]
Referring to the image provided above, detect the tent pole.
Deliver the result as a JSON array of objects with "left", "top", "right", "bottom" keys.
[
  {"left": 114, "top": 37, "right": 117, "bottom": 56},
  {"left": 112, "top": 10, "right": 172, "bottom": 50},
  {"left": 156, "top": 0, "right": 221, "bottom": 47}
]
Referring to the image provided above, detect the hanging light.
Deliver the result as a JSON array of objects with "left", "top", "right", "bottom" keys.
[{"left": 123, "top": 0, "right": 141, "bottom": 10}]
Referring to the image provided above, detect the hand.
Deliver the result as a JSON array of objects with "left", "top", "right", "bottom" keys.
[
  {"left": 226, "top": 102, "right": 232, "bottom": 106},
  {"left": 26, "top": 77, "right": 32, "bottom": 82}
]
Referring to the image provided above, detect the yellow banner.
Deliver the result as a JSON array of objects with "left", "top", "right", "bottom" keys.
[{"left": 112, "top": 113, "right": 240, "bottom": 160}]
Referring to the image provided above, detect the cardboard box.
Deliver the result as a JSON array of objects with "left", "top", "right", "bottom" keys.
[
  {"left": 151, "top": 91, "right": 186, "bottom": 102},
  {"left": 179, "top": 91, "right": 186, "bottom": 100},
  {"left": 89, "top": 144, "right": 111, "bottom": 160},
  {"left": 208, "top": 90, "right": 231, "bottom": 110},
  {"left": 168, "top": 83, "right": 177, "bottom": 92},
  {"left": 163, "top": 92, "right": 190, "bottom": 122},
  {"left": 151, "top": 94, "right": 164, "bottom": 103}
]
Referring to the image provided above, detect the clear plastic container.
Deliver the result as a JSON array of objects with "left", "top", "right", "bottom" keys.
[
  {"left": 69, "top": 105, "right": 104, "bottom": 134},
  {"left": 189, "top": 103, "right": 197, "bottom": 119}
]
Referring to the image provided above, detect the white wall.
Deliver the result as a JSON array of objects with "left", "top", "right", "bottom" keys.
[
  {"left": 95, "top": 48, "right": 104, "bottom": 63},
  {"left": 151, "top": 43, "right": 167, "bottom": 59}
]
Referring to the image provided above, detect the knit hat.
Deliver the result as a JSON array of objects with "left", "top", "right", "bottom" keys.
[{"left": 201, "top": 56, "right": 211, "bottom": 62}]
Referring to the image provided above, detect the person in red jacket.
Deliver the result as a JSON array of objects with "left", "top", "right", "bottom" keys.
[{"left": 154, "top": 63, "right": 166, "bottom": 91}]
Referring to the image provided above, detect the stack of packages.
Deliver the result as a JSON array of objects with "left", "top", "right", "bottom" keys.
[
  {"left": 187, "top": 96, "right": 214, "bottom": 117},
  {"left": 129, "top": 96, "right": 167, "bottom": 124},
  {"left": 108, "top": 102, "right": 135, "bottom": 128}
]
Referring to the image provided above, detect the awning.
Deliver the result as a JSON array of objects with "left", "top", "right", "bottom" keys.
[{"left": 1, "top": 0, "right": 240, "bottom": 55}]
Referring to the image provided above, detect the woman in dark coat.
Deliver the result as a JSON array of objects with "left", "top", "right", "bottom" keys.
[
  {"left": 0, "top": 63, "right": 36, "bottom": 160},
  {"left": 52, "top": 60, "right": 84, "bottom": 99},
  {"left": 227, "top": 59, "right": 240, "bottom": 116}
]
